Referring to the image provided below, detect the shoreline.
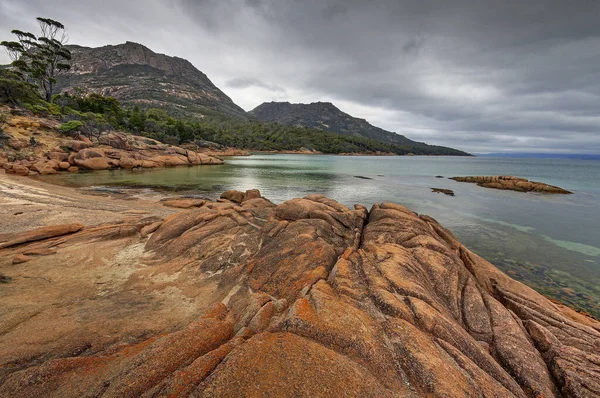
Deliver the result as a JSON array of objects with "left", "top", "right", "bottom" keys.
[
  {"left": 0, "top": 171, "right": 594, "bottom": 322},
  {"left": 1, "top": 172, "right": 598, "bottom": 396}
]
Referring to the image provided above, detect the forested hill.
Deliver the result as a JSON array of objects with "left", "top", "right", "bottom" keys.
[
  {"left": 250, "top": 101, "right": 469, "bottom": 156},
  {"left": 55, "top": 42, "right": 248, "bottom": 119}
]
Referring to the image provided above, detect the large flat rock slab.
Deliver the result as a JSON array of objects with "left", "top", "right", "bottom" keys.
[{"left": 0, "top": 190, "right": 598, "bottom": 397}]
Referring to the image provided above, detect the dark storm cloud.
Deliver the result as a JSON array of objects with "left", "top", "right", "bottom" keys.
[{"left": 2, "top": 0, "right": 600, "bottom": 153}]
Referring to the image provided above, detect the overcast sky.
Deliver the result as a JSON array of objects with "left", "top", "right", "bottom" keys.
[{"left": 2, "top": 0, "right": 600, "bottom": 154}]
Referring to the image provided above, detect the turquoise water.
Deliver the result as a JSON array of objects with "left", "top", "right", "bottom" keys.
[{"left": 39, "top": 155, "right": 600, "bottom": 317}]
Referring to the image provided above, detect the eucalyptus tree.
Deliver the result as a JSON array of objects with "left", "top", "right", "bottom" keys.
[{"left": 1, "top": 17, "right": 71, "bottom": 102}]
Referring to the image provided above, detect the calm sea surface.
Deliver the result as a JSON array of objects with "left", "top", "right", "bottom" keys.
[{"left": 39, "top": 155, "right": 600, "bottom": 317}]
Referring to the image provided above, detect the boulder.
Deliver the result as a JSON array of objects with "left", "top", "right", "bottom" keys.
[
  {"left": 99, "top": 132, "right": 130, "bottom": 150},
  {"left": 67, "top": 166, "right": 79, "bottom": 173},
  {"left": 74, "top": 149, "right": 110, "bottom": 170},
  {"left": 76, "top": 135, "right": 93, "bottom": 146},
  {"left": 39, "top": 165, "right": 58, "bottom": 175},
  {"left": 67, "top": 152, "right": 77, "bottom": 165},
  {"left": 47, "top": 151, "right": 69, "bottom": 162},
  {"left": 220, "top": 190, "right": 245, "bottom": 203},
  {"left": 58, "top": 162, "right": 71, "bottom": 170},
  {"left": 119, "top": 155, "right": 140, "bottom": 169},
  {"left": 11, "top": 165, "right": 30, "bottom": 176},
  {"left": 244, "top": 189, "right": 262, "bottom": 201},
  {"left": 66, "top": 140, "right": 90, "bottom": 152},
  {"left": 161, "top": 198, "right": 207, "bottom": 209}
]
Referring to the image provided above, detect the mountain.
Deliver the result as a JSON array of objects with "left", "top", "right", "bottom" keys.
[
  {"left": 55, "top": 42, "right": 248, "bottom": 119},
  {"left": 250, "top": 101, "right": 469, "bottom": 155}
]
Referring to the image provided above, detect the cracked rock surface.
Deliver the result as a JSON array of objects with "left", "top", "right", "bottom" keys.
[{"left": 0, "top": 191, "right": 598, "bottom": 397}]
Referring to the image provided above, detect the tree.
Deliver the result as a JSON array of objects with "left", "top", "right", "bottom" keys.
[{"left": 1, "top": 17, "right": 71, "bottom": 102}]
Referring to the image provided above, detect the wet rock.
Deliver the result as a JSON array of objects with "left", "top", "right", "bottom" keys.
[
  {"left": 451, "top": 176, "right": 572, "bottom": 194},
  {"left": 431, "top": 188, "right": 455, "bottom": 196}
]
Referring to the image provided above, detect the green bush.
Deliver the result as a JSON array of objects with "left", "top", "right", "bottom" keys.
[
  {"left": 31, "top": 104, "right": 50, "bottom": 116},
  {"left": 59, "top": 120, "right": 84, "bottom": 135},
  {"left": 0, "top": 70, "right": 42, "bottom": 105},
  {"left": 48, "top": 103, "right": 61, "bottom": 116}
]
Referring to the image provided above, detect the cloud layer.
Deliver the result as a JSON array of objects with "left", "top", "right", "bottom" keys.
[{"left": 2, "top": 0, "right": 600, "bottom": 153}]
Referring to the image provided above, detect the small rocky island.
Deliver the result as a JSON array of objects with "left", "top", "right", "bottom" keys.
[
  {"left": 451, "top": 175, "right": 573, "bottom": 194},
  {"left": 0, "top": 175, "right": 598, "bottom": 397}
]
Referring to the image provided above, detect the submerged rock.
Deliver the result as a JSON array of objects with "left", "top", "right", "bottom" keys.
[
  {"left": 431, "top": 187, "right": 455, "bottom": 196},
  {"left": 451, "top": 175, "right": 572, "bottom": 194},
  {"left": 0, "top": 193, "right": 598, "bottom": 397}
]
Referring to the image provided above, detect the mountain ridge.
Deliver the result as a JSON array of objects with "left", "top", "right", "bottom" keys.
[
  {"left": 55, "top": 41, "right": 248, "bottom": 119},
  {"left": 250, "top": 101, "right": 469, "bottom": 156}
]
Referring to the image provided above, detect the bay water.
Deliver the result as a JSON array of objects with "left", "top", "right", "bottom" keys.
[{"left": 39, "top": 155, "right": 600, "bottom": 317}]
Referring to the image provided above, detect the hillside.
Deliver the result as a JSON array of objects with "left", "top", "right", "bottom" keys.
[
  {"left": 250, "top": 101, "right": 469, "bottom": 155},
  {"left": 55, "top": 42, "right": 248, "bottom": 119}
]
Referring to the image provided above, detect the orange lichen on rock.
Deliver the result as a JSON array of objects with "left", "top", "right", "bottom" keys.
[{"left": 0, "top": 191, "right": 598, "bottom": 397}]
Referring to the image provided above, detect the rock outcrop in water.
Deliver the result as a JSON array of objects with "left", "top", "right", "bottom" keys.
[
  {"left": 451, "top": 176, "right": 572, "bottom": 194},
  {"left": 0, "top": 190, "right": 598, "bottom": 397}
]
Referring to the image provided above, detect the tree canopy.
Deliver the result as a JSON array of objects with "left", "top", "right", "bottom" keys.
[{"left": 1, "top": 17, "right": 71, "bottom": 102}]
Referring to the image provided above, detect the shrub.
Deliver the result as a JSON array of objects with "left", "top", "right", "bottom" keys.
[
  {"left": 59, "top": 120, "right": 84, "bottom": 135},
  {"left": 31, "top": 104, "right": 50, "bottom": 116},
  {"left": 0, "top": 70, "right": 42, "bottom": 106},
  {"left": 47, "top": 103, "right": 61, "bottom": 116}
]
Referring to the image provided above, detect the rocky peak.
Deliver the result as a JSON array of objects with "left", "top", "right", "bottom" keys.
[
  {"left": 56, "top": 43, "right": 249, "bottom": 119},
  {"left": 67, "top": 42, "right": 204, "bottom": 79}
]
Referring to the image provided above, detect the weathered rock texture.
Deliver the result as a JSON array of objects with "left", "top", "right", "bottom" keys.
[
  {"left": 0, "top": 191, "right": 598, "bottom": 397},
  {"left": 0, "top": 108, "right": 225, "bottom": 175},
  {"left": 451, "top": 176, "right": 572, "bottom": 194}
]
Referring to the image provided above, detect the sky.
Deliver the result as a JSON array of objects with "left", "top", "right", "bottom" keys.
[{"left": 1, "top": 0, "right": 600, "bottom": 154}]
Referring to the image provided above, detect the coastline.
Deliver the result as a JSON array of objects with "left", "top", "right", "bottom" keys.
[
  {"left": 0, "top": 171, "right": 592, "bottom": 321},
  {"left": 1, "top": 172, "right": 598, "bottom": 396}
]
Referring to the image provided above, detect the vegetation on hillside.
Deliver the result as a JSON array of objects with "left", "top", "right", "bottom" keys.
[{"left": 1, "top": 83, "right": 465, "bottom": 154}]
